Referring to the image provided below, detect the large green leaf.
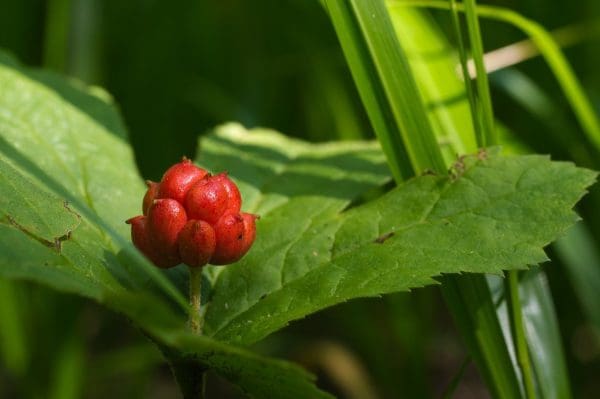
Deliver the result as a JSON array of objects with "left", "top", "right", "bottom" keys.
[
  {"left": 0, "top": 55, "right": 332, "bottom": 399},
  {"left": 197, "top": 126, "right": 596, "bottom": 345}
]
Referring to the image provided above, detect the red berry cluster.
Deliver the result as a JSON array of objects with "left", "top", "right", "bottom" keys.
[{"left": 126, "top": 158, "right": 257, "bottom": 268}]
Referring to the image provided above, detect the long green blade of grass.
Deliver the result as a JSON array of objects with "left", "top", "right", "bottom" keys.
[
  {"left": 325, "top": 1, "right": 522, "bottom": 397},
  {"left": 392, "top": 0, "right": 600, "bottom": 155},
  {"left": 461, "top": 0, "right": 496, "bottom": 146},
  {"left": 440, "top": 276, "right": 522, "bottom": 398},
  {"left": 449, "top": 0, "right": 482, "bottom": 146},
  {"left": 520, "top": 268, "right": 573, "bottom": 399},
  {"left": 324, "top": 0, "right": 445, "bottom": 179},
  {"left": 387, "top": 7, "right": 477, "bottom": 158}
]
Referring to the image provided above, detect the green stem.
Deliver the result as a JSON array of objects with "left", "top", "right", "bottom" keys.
[
  {"left": 462, "top": 0, "right": 496, "bottom": 146},
  {"left": 188, "top": 267, "right": 203, "bottom": 335},
  {"left": 506, "top": 271, "right": 536, "bottom": 398},
  {"left": 449, "top": 0, "right": 482, "bottom": 145}
]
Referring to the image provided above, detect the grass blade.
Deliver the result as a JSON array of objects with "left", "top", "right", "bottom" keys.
[
  {"left": 387, "top": 7, "right": 477, "bottom": 158},
  {"left": 461, "top": 0, "right": 496, "bottom": 146},
  {"left": 393, "top": 0, "right": 600, "bottom": 154},
  {"left": 449, "top": 0, "right": 482, "bottom": 146},
  {"left": 505, "top": 271, "right": 536, "bottom": 398},
  {"left": 324, "top": 0, "right": 446, "bottom": 178},
  {"left": 520, "top": 268, "right": 573, "bottom": 399}
]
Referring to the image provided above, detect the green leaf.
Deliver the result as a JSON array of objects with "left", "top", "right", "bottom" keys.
[
  {"left": 0, "top": 54, "right": 331, "bottom": 398},
  {"left": 158, "top": 331, "right": 332, "bottom": 399},
  {"left": 196, "top": 127, "right": 596, "bottom": 345}
]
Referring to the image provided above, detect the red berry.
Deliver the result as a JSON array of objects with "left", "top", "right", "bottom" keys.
[
  {"left": 185, "top": 175, "right": 230, "bottom": 224},
  {"left": 126, "top": 216, "right": 174, "bottom": 268},
  {"left": 210, "top": 213, "right": 244, "bottom": 265},
  {"left": 178, "top": 220, "right": 216, "bottom": 267},
  {"left": 126, "top": 215, "right": 153, "bottom": 258},
  {"left": 157, "top": 158, "right": 207, "bottom": 204},
  {"left": 213, "top": 173, "right": 241, "bottom": 214},
  {"left": 238, "top": 212, "right": 258, "bottom": 256},
  {"left": 210, "top": 212, "right": 257, "bottom": 265},
  {"left": 147, "top": 199, "right": 187, "bottom": 267},
  {"left": 143, "top": 180, "right": 160, "bottom": 215}
]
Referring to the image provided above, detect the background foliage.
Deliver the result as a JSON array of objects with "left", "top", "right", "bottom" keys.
[{"left": 0, "top": 0, "right": 599, "bottom": 398}]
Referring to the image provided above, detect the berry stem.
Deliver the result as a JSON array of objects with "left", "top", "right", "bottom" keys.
[{"left": 188, "top": 266, "right": 203, "bottom": 334}]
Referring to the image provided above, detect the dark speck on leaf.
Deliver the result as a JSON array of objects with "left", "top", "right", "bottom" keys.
[{"left": 374, "top": 232, "right": 394, "bottom": 244}]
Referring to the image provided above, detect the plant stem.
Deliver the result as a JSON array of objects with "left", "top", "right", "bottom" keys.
[
  {"left": 462, "top": 0, "right": 496, "bottom": 146},
  {"left": 188, "top": 267, "right": 203, "bottom": 335},
  {"left": 449, "top": 0, "right": 483, "bottom": 146},
  {"left": 506, "top": 271, "right": 536, "bottom": 398}
]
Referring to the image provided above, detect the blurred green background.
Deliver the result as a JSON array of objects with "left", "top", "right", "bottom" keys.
[{"left": 0, "top": 0, "right": 599, "bottom": 398}]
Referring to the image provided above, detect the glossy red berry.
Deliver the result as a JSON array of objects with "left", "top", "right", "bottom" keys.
[
  {"left": 157, "top": 158, "right": 208, "bottom": 204},
  {"left": 185, "top": 175, "right": 230, "bottom": 224},
  {"left": 178, "top": 220, "right": 216, "bottom": 267},
  {"left": 143, "top": 180, "right": 160, "bottom": 215},
  {"left": 126, "top": 215, "right": 153, "bottom": 258},
  {"left": 146, "top": 199, "right": 187, "bottom": 267},
  {"left": 210, "top": 212, "right": 257, "bottom": 265},
  {"left": 238, "top": 212, "right": 258, "bottom": 255},
  {"left": 126, "top": 215, "right": 174, "bottom": 268},
  {"left": 212, "top": 173, "right": 241, "bottom": 214}
]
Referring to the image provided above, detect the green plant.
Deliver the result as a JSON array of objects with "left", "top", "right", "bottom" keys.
[{"left": 0, "top": 0, "right": 598, "bottom": 397}]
